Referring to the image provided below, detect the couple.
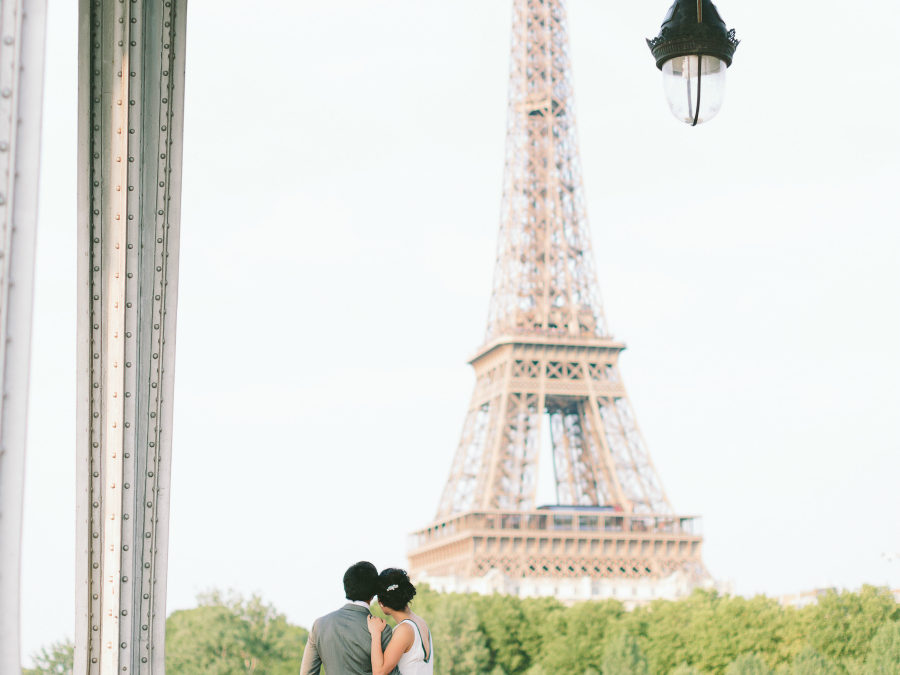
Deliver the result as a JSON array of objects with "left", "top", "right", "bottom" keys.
[{"left": 299, "top": 561, "right": 433, "bottom": 675}]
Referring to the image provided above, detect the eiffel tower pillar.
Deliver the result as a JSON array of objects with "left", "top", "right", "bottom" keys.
[
  {"left": 75, "top": 1, "right": 187, "bottom": 672},
  {"left": 0, "top": 1, "right": 47, "bottom": 672},
  {"left": 408, "top": 0, "right": 708, "bottom": 602}
]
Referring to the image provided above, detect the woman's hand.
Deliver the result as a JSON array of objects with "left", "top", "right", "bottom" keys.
[{"left": 367, "top": 615, "right": 386, "bottom": 637}]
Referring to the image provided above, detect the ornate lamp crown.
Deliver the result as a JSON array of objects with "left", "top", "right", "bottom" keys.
[{"left": 647, "top": 0, "right": 739, "bottom": 69}]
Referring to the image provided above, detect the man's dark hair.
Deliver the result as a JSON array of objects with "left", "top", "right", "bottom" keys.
[{"left": 343, "top": 561, "right": 378, "bottom": 602}]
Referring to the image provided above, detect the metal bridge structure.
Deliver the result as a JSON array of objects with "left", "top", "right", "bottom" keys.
[{"left": 0, "top": 0, "right": 187, "bottom": 673}]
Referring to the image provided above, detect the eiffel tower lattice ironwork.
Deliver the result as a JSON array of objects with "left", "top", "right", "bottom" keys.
[{"left": 408, "top": 0, "right": 707, "bottom": 595}]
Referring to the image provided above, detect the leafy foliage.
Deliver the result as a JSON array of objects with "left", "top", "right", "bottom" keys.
[
  {"left": 23, "top": 639, "right": 74, "bottom": 675},
  {"left": 601, "top": 630, "right": 649, "bottom": 675},
  {"left": 166, "top": 590, "right": 307, "bottom": 674},
  {"left": 25, "top": 585, "right": 900, "bottom": 675},
  {"left": 786, "top": 645, "right": 841, "bottom": 675},
  {"left": 864, "top": 620, "right": 900, "bottom": 674},
  {"left": 725, "top": 652, "right": 773, "bottom": 675}
]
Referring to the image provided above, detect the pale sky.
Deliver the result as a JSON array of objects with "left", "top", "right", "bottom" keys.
[{"left": 21, "top": 0, "right": 900, "bottom": 663}]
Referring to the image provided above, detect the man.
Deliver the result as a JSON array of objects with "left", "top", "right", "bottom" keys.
[{"left": 300, "top": 561, "right": 400, "bottom": 675}]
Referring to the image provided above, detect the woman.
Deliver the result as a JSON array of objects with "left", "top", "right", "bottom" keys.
[{"left": 366, "top": 568, "right": 433, "bottom": 675}]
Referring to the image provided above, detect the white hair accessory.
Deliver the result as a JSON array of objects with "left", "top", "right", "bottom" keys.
[{"left": 386, "top": 584, "right": 399, "bottom": 592}]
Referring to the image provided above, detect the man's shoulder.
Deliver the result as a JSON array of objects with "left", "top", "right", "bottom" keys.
[{"left": 317, "top": 604, "right": 369, "bottom": 627}]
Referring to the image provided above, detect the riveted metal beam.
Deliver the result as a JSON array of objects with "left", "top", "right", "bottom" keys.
[
  {"left": 75, "top": 1, "right": 187, "bottom": 673},
  {"left": 0, "top": 1, "right": 47, "bottom": 673}
]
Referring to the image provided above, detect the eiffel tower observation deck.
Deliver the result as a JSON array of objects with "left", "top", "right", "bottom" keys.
[{"left": 408, "top": 0, "right": 709, "bottom": 604}]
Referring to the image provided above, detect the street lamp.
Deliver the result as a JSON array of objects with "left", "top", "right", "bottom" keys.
[{"left": 647, "top": 0, "right": 739, "bottom": 126}]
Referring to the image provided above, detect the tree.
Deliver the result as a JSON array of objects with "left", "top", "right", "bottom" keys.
[
  {"left": 427, "top": 593, "right": 491, "bottom": 675},
  {"left": 806, "top": 586, "right": 900, "bottom": 665},
  {"left": 864, "top": 621, "right": 900, "bottom": 674},
  {"left": 23, "top": 639, "right": 74, "bottom": 675},
  {"left": 600, "top": 631, "right": 649, "bottom": 675},
  {"left": 725, "top": 653, "right": 773, "bottom": 675},
  {"left": 537, "top": 600, "right": 623, "bottom": 672},
  {"left": 166, "top": 590, "right": 307, "bottom": 674},
  {"left": 473, "top": 594, "right": 531, "bottom": 674},
  {"left": 670, "top": 664, "right": 702, "bottom": 675},
  {"left": 788, "top": 645, "right": 840, "bottom": 675}
]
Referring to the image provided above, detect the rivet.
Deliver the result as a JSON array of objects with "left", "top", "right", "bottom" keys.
[
  {"left": 121, "top": 642, "right": 127, "bottom": 648},
  {"left": 124, "top": 483, "right": 130, "bottom": 489},
  {"left": 148, "top": 471, "right": 154, "bottom": 477},
  {"left": 123, "top": 514, "right": 129, "bottom": 520},
  {"left": 93, "top": 471, "right": 99, "bottom": 477},
  {"left": 1, "top": 88, "right": 12, "bottom": 98},
  {"left": 122, "top": 576, "right": 128, "bottom": 582},
  {"left": 2, "top": 36, "right": 13, "bottom": 45},
  {"left": 92, "top": 563, "right": 99, "bottom": 569},
  {"left": 143, "top": 594, "right": 149, "bottom": 600},
  {"left": 123, "top": 545, "right": 129, "bottom": 551},
  {"left": 93, "top": 501, "right": 99, "bottom": 507},
  {"left": 0, "top": 142, "right": 7, "bottom": 152}
]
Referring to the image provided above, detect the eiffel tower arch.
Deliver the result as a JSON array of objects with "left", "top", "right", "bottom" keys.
[{"left": 408, "top": 0, "right": 709, "bottom": 604}]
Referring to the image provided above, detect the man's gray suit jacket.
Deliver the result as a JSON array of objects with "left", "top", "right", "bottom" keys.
[{"left": 299, "top": 603, "right": 400, "bottom": 675}]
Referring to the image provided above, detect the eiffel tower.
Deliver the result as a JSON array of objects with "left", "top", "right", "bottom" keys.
[{"left": 408, "top": 0, "right": 708, "bottom": 602}]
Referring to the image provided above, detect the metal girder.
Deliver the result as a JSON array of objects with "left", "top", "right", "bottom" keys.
[
  {"left": 0, "top": 1, "right": 47, "bottom": 672},
  {"left": 75, "top": 1, "right": 187, "bottom": 673}
]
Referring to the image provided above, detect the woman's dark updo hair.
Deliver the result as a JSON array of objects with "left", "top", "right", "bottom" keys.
[{"left": 377, "top": 568, "right": 416, "bottom": 611}]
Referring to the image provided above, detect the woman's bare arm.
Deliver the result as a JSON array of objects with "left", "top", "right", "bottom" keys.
[{"left": 367, "top": 616, "right": 413, "bottom": 675}]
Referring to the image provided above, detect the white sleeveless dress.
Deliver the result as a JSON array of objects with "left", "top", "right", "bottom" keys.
[{"left": 396, "top": 618, "right": 433, "bottom": 675}]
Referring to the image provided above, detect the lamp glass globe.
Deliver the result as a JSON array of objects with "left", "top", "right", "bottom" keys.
[{"left": 662, "top": 55, "right": 727, "bottom": 125}]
